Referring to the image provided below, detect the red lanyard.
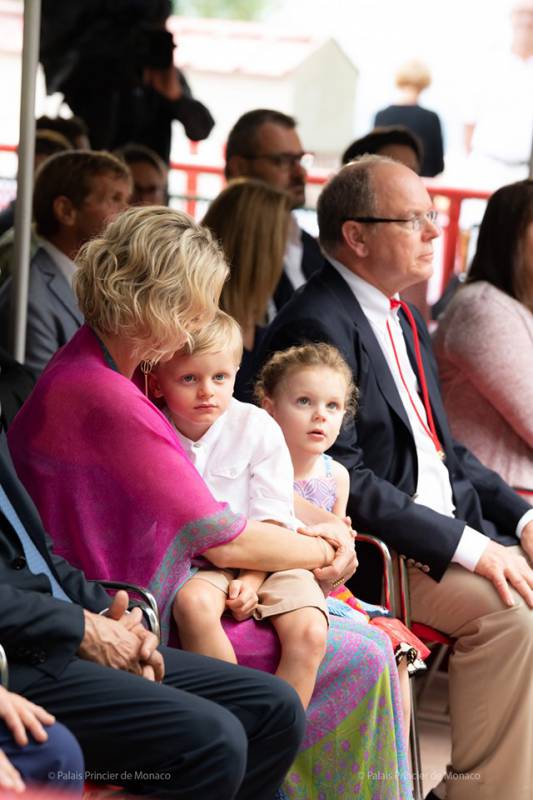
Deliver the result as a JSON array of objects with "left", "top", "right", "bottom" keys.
[{"left": 387, "top": 299, "right": 445, "bottom": 460}]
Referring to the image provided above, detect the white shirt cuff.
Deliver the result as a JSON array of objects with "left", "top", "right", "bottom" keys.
[
  {"left": 516, "top": 508, "right": 533, "bottom": 540},
  {"left": 451, "top": 525, "right": 491, "bottom": 571}
]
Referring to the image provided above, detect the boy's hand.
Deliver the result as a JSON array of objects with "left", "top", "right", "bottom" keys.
[{"left": 226, "top": 580, "right": 259, "bottom": 621}]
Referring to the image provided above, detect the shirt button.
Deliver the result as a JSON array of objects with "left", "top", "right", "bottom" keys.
[
  {"left": 11, "top": 556, "right": 27, "bottom": 570},
  {"left": 192, "top": 442, "right": 202, "bottom": 449}
]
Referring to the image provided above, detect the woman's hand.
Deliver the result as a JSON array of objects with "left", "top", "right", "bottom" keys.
[
  {"left": 0, "top": 686, "right": 54, "bottom": 747},
  {"left": 0, "top": 749, "right": 25, "bottom": 794},
  {"left": 298, "top": 522, "right": 358, "bottom": 596},
  {"left": 226, "top": 580, "right": 259, "bottom": 622}
]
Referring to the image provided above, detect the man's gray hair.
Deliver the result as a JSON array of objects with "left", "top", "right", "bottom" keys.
[{"left": 317, "top": 155, "right": 394, "bottom": 252}]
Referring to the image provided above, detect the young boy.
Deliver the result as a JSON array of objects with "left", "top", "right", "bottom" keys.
[{"left": 150, "top": 311, "right": 328, "bottom": 708}]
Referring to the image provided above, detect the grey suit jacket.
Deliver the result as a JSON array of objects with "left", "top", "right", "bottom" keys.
[{"left": 0, "top": 246, "right": 83, "bottom": 376}]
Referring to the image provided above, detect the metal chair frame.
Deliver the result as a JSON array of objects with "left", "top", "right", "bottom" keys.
[
  {"left": 97, "top": 580, "right": 161, "bottom": 640},
  {"left": 0, "top": 643, "right": 8, "bottom": 688},
  {"left": 356, "top": 535, "right": 431, "bottom": 800}
]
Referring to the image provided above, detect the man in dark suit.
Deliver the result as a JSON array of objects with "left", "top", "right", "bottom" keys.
[
  {"left": 225, "top": 109, "right": 324, "bottom": 312},
  {"left": 0, "top": 151, "right": 131, "bottom": 376},
  {"left": 257, "top": 155, "right": 533, "bottom": 800},
  {"left": 0, "top": 428, "right": 305, "bottom": 798}
]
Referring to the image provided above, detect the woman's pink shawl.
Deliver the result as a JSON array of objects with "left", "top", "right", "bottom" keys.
[{"left": 8, "top": 325, "right": 245, "bottom": 641}]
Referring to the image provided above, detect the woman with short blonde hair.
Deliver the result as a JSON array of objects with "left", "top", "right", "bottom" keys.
[{"left": 75, "top": 205, "right": 226, "bottom": 362}]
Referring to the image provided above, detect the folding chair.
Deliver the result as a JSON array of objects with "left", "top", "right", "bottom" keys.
[{"left": 356, "top": 534, "right": 454, "bottom": 800}]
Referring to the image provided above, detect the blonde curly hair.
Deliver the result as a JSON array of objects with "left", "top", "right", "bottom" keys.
[{"left": 74, "top": 206, "right": 228, "bottom": 362}]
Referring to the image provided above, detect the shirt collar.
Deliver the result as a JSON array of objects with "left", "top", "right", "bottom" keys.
[
  {"left": 326, "top": 253, "right": 399, "bottom": 326},
  {"left": 39, "top": 238, "right": 77, "bottom": 287}
]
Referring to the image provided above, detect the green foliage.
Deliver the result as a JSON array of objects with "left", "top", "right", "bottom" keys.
[{"left": 173, "top": 0, "right": 273, "bottom": 21}]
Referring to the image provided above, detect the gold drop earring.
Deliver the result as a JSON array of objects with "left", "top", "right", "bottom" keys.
[{"left": 140, "top": 361, "right": 153, "bottom": 396}]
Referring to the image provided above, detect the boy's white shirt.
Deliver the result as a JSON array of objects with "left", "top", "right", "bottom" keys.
[{"left": 167, "top": 397, "right": 297, "bottom": 530}]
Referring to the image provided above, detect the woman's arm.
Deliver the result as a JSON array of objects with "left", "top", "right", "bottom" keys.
[
  {"left": 441, "top": 293, "right": 533, "bottom": 448},
  {"left": 204, "top": 520, "right": 334, "bottom": 571}
]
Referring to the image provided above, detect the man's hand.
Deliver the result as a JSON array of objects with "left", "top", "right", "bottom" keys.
[
  {"left": 0, "top": 749, "right": 25, "bottom": 794},
  {"left": 475, "top": 541, "right": 533, "bottom": 608},
  {"left": 0, "top": 686, "right": 54, "bottom": 747},
  {"left": 226, "top": 580, "right": 259, "bottom": 622},
  {"left": 79, "top": 610, "right": 146, "bottom": 674},
  {"left": 520, "top": 521, "right": 533, "bottom": 564},
  {"left": 101, "top": 590, "right": 165, "bottom": 682}
]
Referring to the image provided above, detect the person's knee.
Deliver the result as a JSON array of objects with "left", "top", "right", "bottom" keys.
[
  {"left": 174, "top": 581, "right": 221, "bottom": 625},
  {"left": 506, "top": 599, "right": 533, "bottom": 649},
  {"left": 27, "top": 722, "right": 84, "bottom": 790},
  {"left": 44, "top": 722, "right": 84, "bottom": 773},
  {"left": 177, "top": 703, "right": 249, "bottom": 794},
  {"left": 286, "top": 614, "right": 328, "bottom": 663}
]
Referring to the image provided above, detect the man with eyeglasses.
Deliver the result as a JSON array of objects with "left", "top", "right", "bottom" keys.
[
  {"left": 257, "top": 154, "right": 533, "bottom": 800},
  {"left": 225, "top": 109, "right": 324, "bottom": 312}
]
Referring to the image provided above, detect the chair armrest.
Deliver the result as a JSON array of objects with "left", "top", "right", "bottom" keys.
[
  {"left": 98, "top": 581, "right": 161, "bottom": 640},
  {"left": 355, "top": 533, "right": 400, "bottom": 618},
  {"left": 0, "top": 643, "right": 8, "bottom": 688}
]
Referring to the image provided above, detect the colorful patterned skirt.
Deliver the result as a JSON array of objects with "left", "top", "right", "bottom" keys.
[{"left": 223, "top": 615, "right": 413, "bottom": 800}]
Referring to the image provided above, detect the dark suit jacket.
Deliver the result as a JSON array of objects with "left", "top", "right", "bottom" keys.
[
  {"left": 257, "top": 261, "right": 529, "bottom": 586},
  {"left": 273, "top": 229, "right": 325, "bottom": 311},
  {"left": 0, "top": 246, "right": 83, "bottom": 377},
  {"left": 0, "top": 433, "right": 108, "bottom": 692}
]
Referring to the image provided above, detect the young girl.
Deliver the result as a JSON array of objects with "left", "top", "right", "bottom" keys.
[{"left": 257, "top": 341, "right": 429, "bottom": 742}]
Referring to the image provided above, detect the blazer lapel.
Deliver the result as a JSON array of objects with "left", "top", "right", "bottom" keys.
[
  {"left": 39, "top": 251, "right": 84, "bottom": 326},
  {"left": 323, "top": 263, "right": 414, "bottom": 435}
]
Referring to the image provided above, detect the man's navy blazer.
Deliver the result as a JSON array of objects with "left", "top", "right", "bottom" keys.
[
  {"left": 257, "top": 261, "right": 529, "bottom": 583},
  {"left": 273, "top": 229, "right": 325, "bottom": 311}
]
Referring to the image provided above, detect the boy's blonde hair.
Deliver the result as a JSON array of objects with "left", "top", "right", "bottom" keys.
[
  {"left": 255, "top": 343, "right": 359, "bottom": 417},
  {"left": 169, "top": 310, "right": 244, "bottom": 365}
]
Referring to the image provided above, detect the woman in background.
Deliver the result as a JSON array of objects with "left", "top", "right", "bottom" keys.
[
  {"left": 433, "top": 179, "right": 533, "bottom": 496},
  {"left": 202, "top": 178, "right": 291, "bottom": 402},
  {"left": 374, "top": 59, "right": 444, "bottom": 178}
]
